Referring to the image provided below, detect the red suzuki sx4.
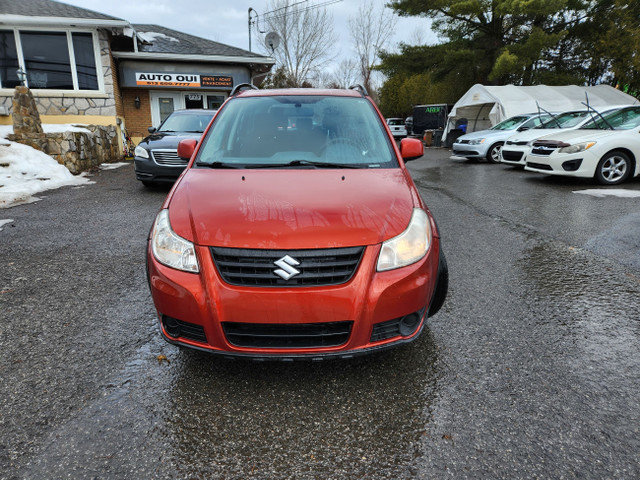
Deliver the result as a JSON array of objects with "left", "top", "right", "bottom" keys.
[{"left": 147, "top": 86, "right": 448, "bottom": 360}]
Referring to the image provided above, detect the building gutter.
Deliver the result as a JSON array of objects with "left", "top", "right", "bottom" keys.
[
  {"left": 112, "top": 51, "right": 275, "bottom": 65},
  {"left": 0, "top": 14, "right": 131, "bottom": 29}
]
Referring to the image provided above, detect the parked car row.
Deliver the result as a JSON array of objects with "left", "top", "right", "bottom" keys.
[{"left": 452, "top": 106, "right": 640, "bottom": 185}]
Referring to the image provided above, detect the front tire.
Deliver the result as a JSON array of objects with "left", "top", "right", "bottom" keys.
[
  {"left": 486, "top": 142, "right": 504, "bottom": 163},
  {"left": 595, "top": 151, "right": 632, "bottom": 185}
]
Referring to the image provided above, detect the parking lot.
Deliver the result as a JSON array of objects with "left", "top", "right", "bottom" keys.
[{"left": 1, "top": 149, "right": 639, "bottom": 479}]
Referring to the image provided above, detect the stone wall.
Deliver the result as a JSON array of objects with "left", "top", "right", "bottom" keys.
[
  {"left": 9, "top": 126, "right": 120, "bottom": 174},
  {"left": 9, "top": 86, "right": 120, "bottom": 174}
]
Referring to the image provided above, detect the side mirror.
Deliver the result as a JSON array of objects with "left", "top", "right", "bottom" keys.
[
  {"left": 148, "top": 127, "right": 157, "bottom": 134},
  {"left": 177, "top": 139, "right": 197, "bottom": 160},
  {"left": 400, "top": 137, "right": 424, "bottom": 161},
  {"left": 517, "top": 126, "right": 529, "bottom": 132}
]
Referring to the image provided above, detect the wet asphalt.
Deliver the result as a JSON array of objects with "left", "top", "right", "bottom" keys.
[{"left": 0, "top": 150, "right": 639, "bottom": 479}]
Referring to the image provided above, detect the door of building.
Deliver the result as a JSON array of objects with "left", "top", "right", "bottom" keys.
[{"left": 150, "top": 92, "right": 182, "bottom": 127}]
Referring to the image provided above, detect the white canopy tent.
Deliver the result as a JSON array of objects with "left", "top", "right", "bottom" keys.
[{"left": 444, "top": 84, "right": 638, "bottom": 140}]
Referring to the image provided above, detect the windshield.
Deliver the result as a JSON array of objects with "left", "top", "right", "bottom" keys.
[
  {"left": 159, "top": 112, "right": 215, "bottom": 132},
  {"left": 537, "top": 111, "right": 590, "bottom": 129},
  {"left": 581, "top": 107, "right": 640, "bottom": 130},
  {"left": 490, "top": 116, "right": 529, "bottom": 130},
  {"left": 194, "top": 96, "right": 397, "bottom": 168},
  {"left": 387, "top": 119, "right": 404, "bottom": 126}
]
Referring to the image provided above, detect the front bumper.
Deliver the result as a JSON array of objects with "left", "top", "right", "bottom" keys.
[
  {"left": 147, "top": 240, "right": 442, "bottom": 359},
  {"left": 452, "top": 142, "right": 488, "bottom": 158},
  {"left": 524, "top": 151, "right": 597, "bottom": 178},
  {"left": 134, "top": 156, "right": 186, "bottom": 184}
]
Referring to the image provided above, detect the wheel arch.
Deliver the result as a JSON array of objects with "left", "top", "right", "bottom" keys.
[{"left": 601, "top": 147, "right": 637, "bottom": 174}]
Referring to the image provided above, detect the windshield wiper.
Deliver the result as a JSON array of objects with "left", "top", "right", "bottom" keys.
[
  {"left": 253, "top": 159, "right": 362, "bottom": 169},
  {"left": 195, "top": 161, "right": 243, "bottom": 169}
]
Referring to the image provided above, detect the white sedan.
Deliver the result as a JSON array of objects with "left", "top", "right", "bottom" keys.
[
  {"left": 500, "top": 107, "right": 628, "bottom": 167},
  {"left": 524, "top": 106, "right": 640, "bottom": 185}
]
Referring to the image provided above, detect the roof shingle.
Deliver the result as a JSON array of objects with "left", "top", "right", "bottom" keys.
[
  {"left": 132, "top": 24, "right": 268, "bottom": 58},
  {"left": 0, "top": 0, "right": 125, "bottom": 21}
]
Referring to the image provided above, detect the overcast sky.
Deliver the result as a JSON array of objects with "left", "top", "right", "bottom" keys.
[{"left": 61, "top": 0, "right": 437, "bottom": 62}]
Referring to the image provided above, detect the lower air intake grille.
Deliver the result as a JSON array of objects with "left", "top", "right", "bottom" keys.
[
  {"left": 370, "top": 318, "right": 403, "bottom": 342},
  {"left": 501, "top": 150, "right": 524, "bottom": 162},
  {"left": 527, "top": 162, "right": 553, "bottom": 171},
  {"left": 162, "top": 315, "right": 207, "bottom": 343},
  {"left": 222, "top": 321, "right": 353, "bottom": 348},
  {"left": 211, "top": 246, "right": 364, "bottom": 287}
]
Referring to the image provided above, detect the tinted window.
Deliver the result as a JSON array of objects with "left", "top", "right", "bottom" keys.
[{"left": 195, "top": 96, "right": 397, "bottom": 168}]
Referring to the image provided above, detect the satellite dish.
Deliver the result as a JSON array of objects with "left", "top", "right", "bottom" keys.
[{"left": 265, "top": 32, "right": 280, "bottom": 52}]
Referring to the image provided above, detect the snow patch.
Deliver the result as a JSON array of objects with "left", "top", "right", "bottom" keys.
[
  {"left": 0, "top": 141, "right": 94, "bottom": 209},
  {"left": 0, "top": 218, "right": 13, "bottom": 231},
  {"left": 0, "top": 124, "right": 91, "bottom": 138},
  {"left": 137, "top": 31, "right": 179, "bottom": 43},
  {"left": 100, "top": 162, "right": 130, "bottom": 171},
  {"left": 573, "top": 189, "right": 640, "bottom": 198}
]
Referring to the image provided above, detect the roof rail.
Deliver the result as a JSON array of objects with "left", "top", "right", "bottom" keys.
[
  {"left": 348, "top": 84, "right": 369, "bottom": 97},
  {"left": 230, "top": 83, "right": 259, "bottom": 97}
]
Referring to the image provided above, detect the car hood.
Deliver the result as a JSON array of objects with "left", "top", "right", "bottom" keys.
[
  {"left": 507, "top": 128, "right": 565, "bottom": 143},
  {"left": 167, "top": 168, "right": 417, "bottom": 249},
  {"left": 534, "top": 128, "right": 623, "bottom": 144},
  {"left": 139, "top": 132, "right": 204, "bottom": 149}
]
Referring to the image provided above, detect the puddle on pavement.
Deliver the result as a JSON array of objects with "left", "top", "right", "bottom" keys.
[{"left": 518, "top": 242, "right": 640, "bottom": 363}]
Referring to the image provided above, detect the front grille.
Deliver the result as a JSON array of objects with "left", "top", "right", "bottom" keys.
[
  {"left": 527, "top": 162, "right": 553, "bottom": 171},
  {"left": 152, "top": 149, "right": 187, "bottom": 166},
  {"left": 501, "top": 150, "right": 524, "bottom": 162},
  {"left": 530, "top": 146, "right": 556, "bottom": 156},
  {"left": 222, "top": 321, "right": 353, "bottom": 348},
  {"left": 211, "top": 246, "right": 364, "bottom": 287},
  {"left": 506, "top": 140, "right": 529, "bottom": 146}
]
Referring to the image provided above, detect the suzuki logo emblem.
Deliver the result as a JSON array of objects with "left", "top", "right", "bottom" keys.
[{"left": 273, "top": 255, "right": 301, "bottom": 280}]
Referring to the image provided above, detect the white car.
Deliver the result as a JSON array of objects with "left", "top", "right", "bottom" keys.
[
  {"left": 386, "top": 118, "right": 407, "bottom": 138},
  {"left": 452, "top": 113, "right": 552, "bottom": 163},
  {"left": 524, "top": 106, "right": 640, "bottom": 185},
  {"left": 500, "top": 107, "right": 630, "bottom": 167}
]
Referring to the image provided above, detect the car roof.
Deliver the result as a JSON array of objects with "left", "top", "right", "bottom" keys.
[{"left": 234, "top": 88, "right": 364, "bottom": 98}]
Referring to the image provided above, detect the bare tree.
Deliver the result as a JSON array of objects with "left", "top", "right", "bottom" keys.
[
  {"left": 349, "top": 3, "right": 397, "bottom": 94},
  {"left": 260, "top": 0, "right": 337, "bottom": 87},
  {"left": 330, "top": 58, "right": 360, "bottom": 89}
]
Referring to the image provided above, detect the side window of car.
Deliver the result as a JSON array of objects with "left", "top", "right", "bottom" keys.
[{"left": 522, "top": 117, "right": 543, "bottom": 129}]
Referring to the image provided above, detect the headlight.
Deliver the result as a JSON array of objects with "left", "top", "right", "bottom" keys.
[
  {"left": 468, "top": 138, "right": 486, "bottom": 145},
  {"left": 377, "top": 209, "right": 432, "bottom": 271},
  {"left": 558, "top": 141, "right": 596, "bottom": 154},
  {"left": 150, "top": 209, "right": 199, "bottom": 273},
  {"left": 135, "top": 145, "right": 149, "bottom": 159}
]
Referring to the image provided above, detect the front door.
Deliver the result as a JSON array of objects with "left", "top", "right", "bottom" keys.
[{"left": 150, "top": 92, "right": 182, "bottom": 128}]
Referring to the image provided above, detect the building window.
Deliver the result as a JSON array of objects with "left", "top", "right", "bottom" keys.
[
  {"left": 0, "top": 30, "right": 20, "bottom": 88},
  {"left": 0, "top": 29, "right": 100, "bottom": 91}
]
